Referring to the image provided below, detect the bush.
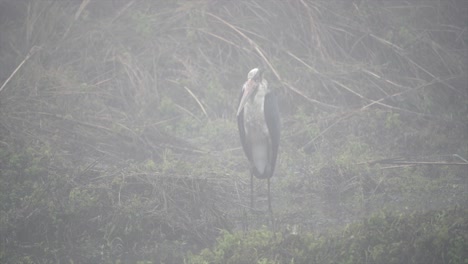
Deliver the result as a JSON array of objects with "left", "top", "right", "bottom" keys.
[{"left": 189, "top": 209, "right": 468, "bottom": 264}]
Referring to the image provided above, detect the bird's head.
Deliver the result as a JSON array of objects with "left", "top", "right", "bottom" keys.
[
  {"left": 247, "top": 67, "right": 263, "bottom": 81},
  {"left": 237, "top": 68, "right": 264, "bottom": 116}
]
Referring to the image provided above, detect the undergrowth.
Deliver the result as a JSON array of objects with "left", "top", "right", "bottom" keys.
[{"left": 0, "top": 0, "right": 466, "bottom": 263}]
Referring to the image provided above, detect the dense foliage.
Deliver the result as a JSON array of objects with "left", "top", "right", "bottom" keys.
[
  {"left": 0, "top": 0, "right": 466, "bottom": 263},
  {"left": 189, "top": 209, "right": 467, "bottom": 264}
]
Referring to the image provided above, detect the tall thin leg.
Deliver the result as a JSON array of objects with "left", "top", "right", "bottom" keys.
[
  {"left": 267, "top": 177, "right": 272, "bottom": 213},
  {"left": 250, "top": 168, "right": 254, "bottom": 210},
  {"left": 267, "top": 177, "right": 275, "bottom": 231}
]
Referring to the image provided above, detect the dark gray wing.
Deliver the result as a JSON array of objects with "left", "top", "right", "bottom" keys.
[
  {"left": 264, "top": 90, "right": 280, "bottom": 174},
  {"left": 237, "top": 90, "right": 253, "bottom": 163}
]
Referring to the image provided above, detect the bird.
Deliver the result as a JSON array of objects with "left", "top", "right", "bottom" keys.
[{"left": 236, "top": 68, "right": 280, "bottom": 213}]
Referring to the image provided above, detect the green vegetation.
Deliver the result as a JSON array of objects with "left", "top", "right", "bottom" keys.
[
  {"left": 189, "top": 209, "right": 467, "bottom": 264},
  {"left": 0, "top": 0, "right": 466, "bottom": 263}
]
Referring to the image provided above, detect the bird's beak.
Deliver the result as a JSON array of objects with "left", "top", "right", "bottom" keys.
[{"left": 237, "top": 79, "right": 256, "bottom": 116}]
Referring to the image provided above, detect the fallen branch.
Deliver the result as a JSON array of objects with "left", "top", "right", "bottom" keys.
[{"left": 360, "top": 158, "right": 468, "bottom": 167}]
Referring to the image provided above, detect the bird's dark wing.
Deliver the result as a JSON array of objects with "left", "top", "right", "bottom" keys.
[
  {"left": 264, "top": 91, "right": 280, "bottom": 173},
  {"left": 237, "top": 90, "right": 253, "bottom": 163}
]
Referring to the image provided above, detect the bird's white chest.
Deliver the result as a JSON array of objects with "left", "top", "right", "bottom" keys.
[
  {"left": 243, "top": 90, "right": 268, "bottom": 136},
  {"left": 243, "top": 89, "right": 270, "bottom": 174}
]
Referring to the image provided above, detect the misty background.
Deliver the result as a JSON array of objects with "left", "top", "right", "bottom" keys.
[{"left": 0, "top": 0, "right": 467, "bottom": 263}]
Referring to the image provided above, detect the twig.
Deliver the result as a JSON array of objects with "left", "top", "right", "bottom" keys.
[
  {"left": 453, "top": 154, "right": 468, "bottom": 164},
  {"left": 74, "top": 0, "right": 91, "bottom": 20},
  {"left": 369, "top": 33, "right": 404, "bottom": 52},
  {"left": 207, "top": 12, "right": 338, "bottom": 111},
  {"left": 207, "top": 13, "right": 281, "bottom": 78},
  {"left": 360, "top": 158, "right": 468, "bottom": 166},
  {"left": 0, "top": 46, "right": 42, "bottom": 95},
  {"left": 283, "top": 81, "right": 340, "bottom": 110},
  {"left": 381, "top": 161, "right": 468, "bottom": 166},
  {"left": 184, "top": 86, "right": 209, "bottom": 119}
]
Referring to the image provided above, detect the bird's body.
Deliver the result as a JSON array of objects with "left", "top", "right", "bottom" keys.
[
  {"left": 237, "top": 68, "right": 280, "bottom": 212},
  {"left": 242, "top": 78, "right": 270, "bottom": 177}
]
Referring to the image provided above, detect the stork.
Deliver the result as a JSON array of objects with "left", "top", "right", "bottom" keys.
[{"left": 237, "top": 68, "right": 280, "bottom": 213}]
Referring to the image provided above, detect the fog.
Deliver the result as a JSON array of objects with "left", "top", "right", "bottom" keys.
[{"left": 0, "top": 0, "right": 467, "bottom": 263}]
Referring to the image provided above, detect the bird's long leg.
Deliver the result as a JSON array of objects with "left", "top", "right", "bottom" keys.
[
  {"left": 250, "top": 168, "right": 254, "bottom": 210},
  {"left": 267, "top": 177, "right": 272, "bottom": 213},
  {"left": 267, "top": 177, "right": 275, "bottom": 231}
]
